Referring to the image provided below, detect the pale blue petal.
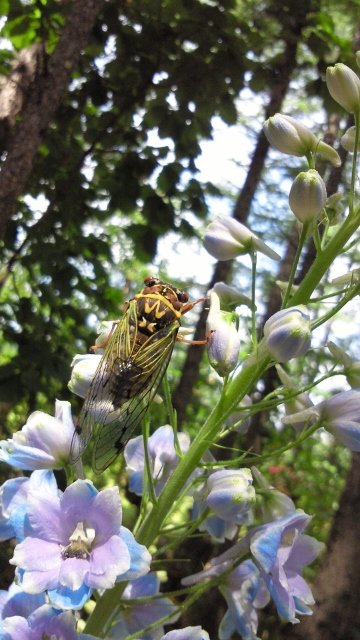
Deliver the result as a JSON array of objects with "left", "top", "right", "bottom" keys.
[{"left": 117, "top": 527, "right": 151, "bottom": 580}]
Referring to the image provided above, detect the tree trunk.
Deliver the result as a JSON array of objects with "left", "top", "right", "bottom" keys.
[
  {"left": 0, "top": 0, "right": 106, "bottom": 239},
  {"left": 284, "top": 453, "right": 360, "bottom": 640}
]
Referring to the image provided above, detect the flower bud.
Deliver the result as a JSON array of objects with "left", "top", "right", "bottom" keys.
[
  {"left": 331, "top": 268, "right": 360, "bottom": 285},
  {"left": 263, "top": 306, "right": 311, "bottom": 363},
  {"left": 327, "top": 342, "right": 360, "bottom": 389},
  {"left": 69, "top": 354, "right": 101, "bottom": 398},
  {"left": 276, "top": 364, "right": 313, "bottom": 430},
  {"left": 316, "top": 140, "right": 342, "bottom": 167},
  {"left": 341, "top": 126, "right": 360, "bottom": 152},
  {"left": 212, "top": 281, "right": 252, "bottom": 309},
  {"left": 325, "top": 192, "right": 344, "bottom": 225},
  {"left": 94, "top": 320, "right": 114, "bottom": 350},
  {"left": 356, "top": 50, "right": 360, "bottom": 70},
  {"left": 264, "top": 113, "right": 319, "bottom": 156},
  {"left": 326, "top": 63, "right": 360, "bottom": 113},
  {"left": 252, "top": 467, "right": 296, "bottom": 522},
  {"left": 206, "top": 291, "right": 241, "bottom": 376},
  {"left": 203, "top": 217, "right": 280, "bottom": 261},
  {"left": 205, "top": 469, "right": 256, "bottom": 523},
  {"left": 289, "top": 169, "right": 327, "bottom": 223}
]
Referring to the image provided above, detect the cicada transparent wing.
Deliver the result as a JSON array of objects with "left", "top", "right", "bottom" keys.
[
  {"left": 70, "top": 299, "right": 179, "bottom": 473},
  {"left": 92, "top": 322, "right": 179, "bottom": 473},
  {"left": 70, "top": 300, "right": 139, "bottom": 464}
]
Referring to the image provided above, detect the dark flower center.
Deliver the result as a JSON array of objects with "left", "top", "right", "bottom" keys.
[{"left": 61, "top": 521, "right": 95, "bottom": 560}]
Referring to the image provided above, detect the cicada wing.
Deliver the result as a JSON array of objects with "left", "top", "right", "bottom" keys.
[
  {"left": 92, "top": 323, "right": 179, "bottom": 473},
  {"left": 69, "top": 302, "right": 138, "bottom": 464}
]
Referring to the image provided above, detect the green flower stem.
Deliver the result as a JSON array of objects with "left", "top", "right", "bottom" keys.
[
  {"left": 250, "top": 249, "right": 257, "bottom": 347},
  {"left": 282, "top": 222, "right": 309, "bottom": 307},
  {"left": 349, "top": 108, "right": 360, "bottom": 215},
  {"left": 84, "top": 582, "right": 126, "bottom": 635},
  {"left": 311, "top": 281, "right": 360, "bottom": 330},
  {"left": 290, "top": 205, "right": 360, "bottom": 305},
  {"left": 136, "top": 351, "right": 271, "bottom": 549}
]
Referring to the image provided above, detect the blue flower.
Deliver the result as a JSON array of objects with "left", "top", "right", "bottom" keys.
[
  {"left": 0, "top": 470, "right": 57, "bottom": 541},
  {"left": 192, "top": 469, "right": 255, "bottom": 542},
  {"left": 124, "top": 425, "right": 190, "bottom": 496},
  {"left": 161, "top": 628, "right": 210, "bottom": 640},
  {"left": 1, "top": 603, "right": 97, "bottom": 640},
  {"left": 0, "top": 400, "right": 79, "bottom": 470},
  {"left": 0, "top": 582, "right": 46, "bottom": 627},
  {"left": 183, "top": 510, "right": 323, "bottom": 628},
  {"left": 10, "top": 479, "right": 151, "bottom": 609},
  {"left": 219, "top": 561, "right": 269, "bottom": 640},
  {"left": 108, "top": 573, "right": 180, "bottom": 639},
  {"left": 283, "top": 389, "right": 360, "bottom": 450},
  {"left": 249, "top": 511, "right": 323, "bottom": 622}
]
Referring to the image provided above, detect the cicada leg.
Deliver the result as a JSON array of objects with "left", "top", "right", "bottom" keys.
[
  {"left": 180, "top": 296, "right": 206, "bottom": 315},
  {"left": 90, "top": 320, "right": 120, "bottom": 351}
]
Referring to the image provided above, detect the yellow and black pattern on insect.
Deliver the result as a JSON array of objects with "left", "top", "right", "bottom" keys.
[{"left": 70, "top": 277, "right": 195, "bottom": 473}]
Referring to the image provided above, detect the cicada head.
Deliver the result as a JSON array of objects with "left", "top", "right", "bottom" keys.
[{"left": 142, "top": 276, "right": 189, "bottom": 309}]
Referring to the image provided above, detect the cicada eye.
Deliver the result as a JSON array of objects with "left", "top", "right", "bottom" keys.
[
  {"left": 177, "top": 290, "right": 189, "bottom": 303},
  {"left": 144, "top": 276, "right": 160, "bottom": 287}
]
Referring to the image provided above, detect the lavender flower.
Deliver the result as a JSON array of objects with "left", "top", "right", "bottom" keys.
[
  {"left": 249, "top": 511, "right": 323, "bottom": 622},
  {"left": 0, "top": 470, "right": 57, "bottom": 542},
  {"left": 124, "top": 425, "right": 190, "bottom": 496},
  {"left": 10, "top": 479, "right": 151, "bottom": 609},
  {"left": 0, "top": 400, "right": 79, "bottom": 470},
  {"left": 184, "top": 510, "right": 323, "bottom": 626},
  {"left": 283, "top": 389, "right": 360, "bottom": 450},
  {"left": 108, "top": 573, "right": 180, "bottom": 639},
  {"left": 219, "top": 561, "right": 269, "bottom": 640},
  {"left": 1, "top": 604, "right": 97, "bottom": 640}
]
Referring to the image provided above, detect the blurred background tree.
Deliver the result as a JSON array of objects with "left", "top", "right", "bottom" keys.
[{"left": 0, "top": 0, "right": 360, "bottom": 638}]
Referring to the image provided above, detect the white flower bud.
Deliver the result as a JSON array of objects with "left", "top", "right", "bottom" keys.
[
  {"left": 203, "top": 217, "right": 280, "bottom": 262},
  {"left": 331, "top": 268, "right": 360, "bottom": 285},
  {"left": 316, "top": 140, "right": 342, "bottom": 167},
  {"left": 356, "top": 51, "right": 360, "bottom": 70},
  {"left": 264, "top": 113, "right": 318, "bottom": 157},
  {"left": 211, "top": 282, "right": 252, "bottom": 309},
  {"left": 289, "top": 169, "right": 327, "bottom": 223},
  {"left": 326, "top": 63, "right": 360, "bottom": 113},
  {"left": 327, "top": 342, "right": 360, "bottom": 389},
  {"left": 325, "top": 192, "right": 344, "bottom": 225},
  {"left": 206, "top": 291, "right": 241, "bottom": 377},
  {"left": 69, "top": 354, "right": 101, "bottom": 398},
  {"left": 263, "top": 306, "right": 311, "bottom": 363},
  {"left": 341, "top": 126, "right": 360, "bottom": 152}
]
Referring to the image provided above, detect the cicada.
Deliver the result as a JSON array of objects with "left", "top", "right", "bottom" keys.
[{"left": 70, "top": 276, "right": 204, "bottom": 473}]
